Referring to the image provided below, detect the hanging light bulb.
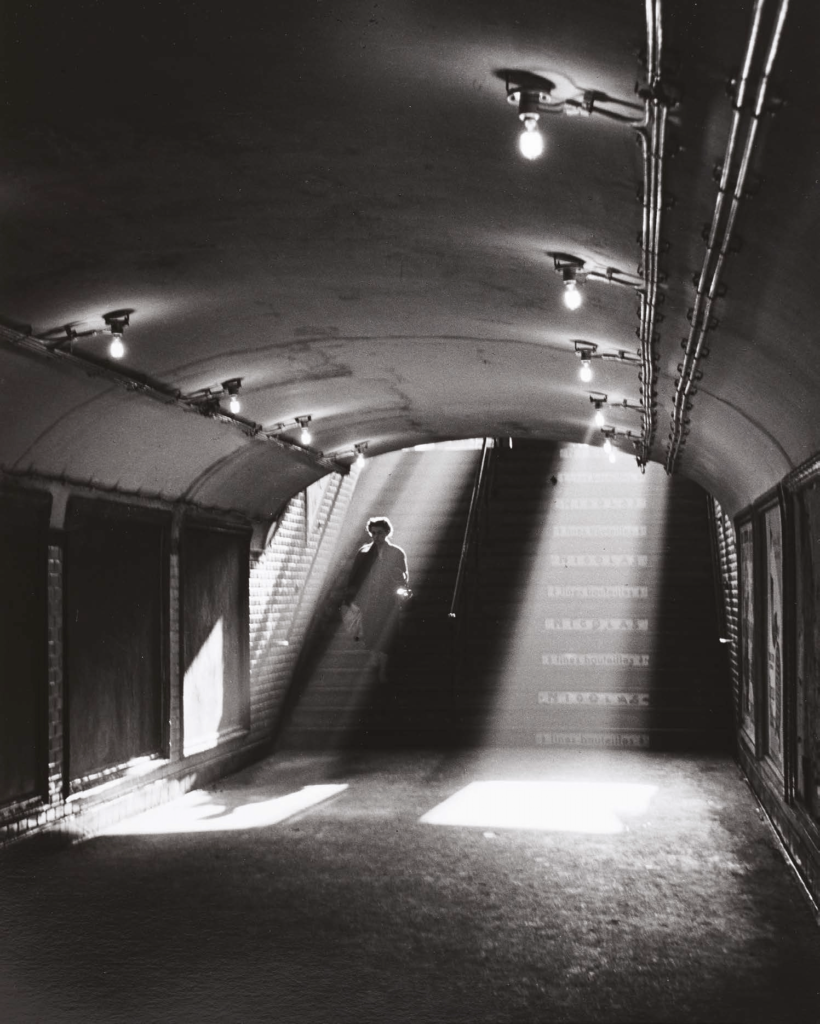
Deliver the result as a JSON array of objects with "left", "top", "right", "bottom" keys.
[
  {"left": 296, "top": 416, "right": 312, "bottom": 445},
  {"left": 222, "top": 378, "right": 243, "bottom": 415},
  {"left": 516, "top": 90, "right": 545, "bottom": 161},
  {"left": 579, "top": 359, "right": 592, "bottom": 383},
  {"left": 594, "top": 408, "right": 605, "bottom": 428},
  {"left": 102, "top": 311, "right": 131, "bottom": 360},
  {"left": 564, "top": 278, "right": 582, "bottom": 310},
  {"left": 562, "top": 266, "right": 583, "bottom": 310},
  {"left": 353, "top": 441, "right": 368, "bottom": 467},
  {"left": 603, "top": 437, "right": 612, "bottom": 454},
  {"left": 518, "top": 116, "right": 544, "bottom": 160}
]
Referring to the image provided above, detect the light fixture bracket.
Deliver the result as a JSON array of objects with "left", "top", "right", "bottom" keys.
[
  {"left": 573, "top": 339, "right": 598, "bottom": 360},
  {"left": 551, "top": 253, "right": 586, "bottom": 274},
  {"left": 102, "top": 309, "right": 132, "bottom": 336}
]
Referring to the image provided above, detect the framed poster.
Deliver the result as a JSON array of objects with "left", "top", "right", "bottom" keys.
[
  {"left": 738, "top": 518, "right": 756, "bottom": 748},
  {"left": 796, "top": 481, "right": 820, "bottom": 819},
  {"left": 764, "top": 505, "right": 784, "bottom": 771}
]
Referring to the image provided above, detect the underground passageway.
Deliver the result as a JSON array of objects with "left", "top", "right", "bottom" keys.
[
  {"left": 3, "top": 3, "right": 820, "bottom": 1020},
  {"left": 3, "top": 747, "right": 819, "bottom": 1024}
]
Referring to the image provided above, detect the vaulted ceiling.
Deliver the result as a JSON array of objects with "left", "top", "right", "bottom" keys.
[{"left": 1, "top": 0, "right": 817, "bottom": 519}]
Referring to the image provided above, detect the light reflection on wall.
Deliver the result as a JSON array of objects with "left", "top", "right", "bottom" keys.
[
  {"left": 420, "top": 780, "right": 657, "bottom": 834},
  {"left": 102, "top": 784, "right": 349, "bottom": 835},
  {"left": 183, "top": 616, "right": 225, "bottom": 756},
  {"left": 300, "top": 447, "right": 481, "bottom": 739},
  {"left": 482, "top": 444, "right": 672, "bottom": 747}
]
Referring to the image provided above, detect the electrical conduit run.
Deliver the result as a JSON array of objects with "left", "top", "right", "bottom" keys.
[{"left": 665, "top": 0, "right": 790, "bottom": 473}]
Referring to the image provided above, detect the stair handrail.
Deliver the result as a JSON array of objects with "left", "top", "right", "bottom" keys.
[{"left": 449, "top": 437, "right": 493, "bottom": 620}]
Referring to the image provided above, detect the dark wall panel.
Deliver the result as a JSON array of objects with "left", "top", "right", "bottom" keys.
[
  {"left": 0, "top": 490, "right": 50, "bottom": 805},
  {"left": 181, "top": 524, "right": 250, "bottom": 755},
  {"left": 66, "top": 502, "right": 166, "bottom": 780}
]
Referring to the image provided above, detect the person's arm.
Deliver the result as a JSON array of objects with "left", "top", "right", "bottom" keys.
[{"left": 393, "top": 546, "right": 409, "bottom": 589}]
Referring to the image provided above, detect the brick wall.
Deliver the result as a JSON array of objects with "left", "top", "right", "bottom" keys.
[
  {"left": 1, "top": 466, "right": 359, "bottom": 849},
  {"left": 712, "top": 499, "right": 741, "bottom": 726},
  {"left": 249, "top": 469, "right": 358, "bottom": 741}
]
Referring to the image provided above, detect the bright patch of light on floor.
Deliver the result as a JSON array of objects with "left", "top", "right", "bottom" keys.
[
  {"left": 102, "top": 784, "right": 348, "bottom": 835},
  {"left": 420, "top": 780, "right": 657, "bottom": 834}
]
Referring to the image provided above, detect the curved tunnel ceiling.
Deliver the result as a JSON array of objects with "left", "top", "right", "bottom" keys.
[{"left": 1, "top": 0, "right": 818, "bottom": 519}]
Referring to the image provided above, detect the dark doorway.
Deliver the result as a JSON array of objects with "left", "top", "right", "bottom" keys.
[
  {"left": 65, "top": 499, "right": 168, "bottom": 781},
  {"left": 0, "top": 488, "right": 50, "bottom": 804}
]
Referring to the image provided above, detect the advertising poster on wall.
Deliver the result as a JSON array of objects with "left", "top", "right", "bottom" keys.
[
  {"left": 801, "top": 484, "right": 820, "bottom": 819},
  {"left": 765, "top": 507, "right": 783, "bottom": 771},
  {"left": 739, "top": 520, "right": 755, "bottom": 747}
]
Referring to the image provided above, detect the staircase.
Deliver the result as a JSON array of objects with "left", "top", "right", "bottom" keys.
[
  {"left": 278, "top": 448, "right": 481, "bottom": 749},
  {"left": 455, "top": 439, "right": 732, "bottom": 751},
  {"left": 279, "top": 440, "right": 732, "bottom": 752}
]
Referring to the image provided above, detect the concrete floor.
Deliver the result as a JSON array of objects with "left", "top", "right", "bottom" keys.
[{"left": 2, "top": 747, "right": 819, "bottom": 1023}]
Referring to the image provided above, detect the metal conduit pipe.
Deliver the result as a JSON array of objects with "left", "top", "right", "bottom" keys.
[
  {"left": 634, "top": 0, "right": 665, "bottom": 465},
  {"left": 635, "top": 7, "right": 653, "bottom": 464},
  {"left": 638, "top": 1, "right": 658, "bottom": 459},
  {"left": 667, "top": 0, "right": 766, "bottom": 460},
  {"left": 647, "top": 102, "right": 667, "bottom": 453},
  {"left": 666, "top": 0, "right": 790, "bottom": 473}
]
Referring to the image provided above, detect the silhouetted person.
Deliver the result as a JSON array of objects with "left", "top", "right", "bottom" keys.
[{"left": 342, "top": 516, "right": 410, "bottom": 683}]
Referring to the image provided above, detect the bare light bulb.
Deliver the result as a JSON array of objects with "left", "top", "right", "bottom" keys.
[
  {"left": 518, "top": 120, "right": 544, "bottom": 160},
  {"left": 228, "top": 394, "right": 241, "bottom": 414},
  {"left": 300, "top": 426, "right": 312, "bottom": 445},
  {"left": 108, "top": 336, "right": 125, "bottom": 359},
  {"left": 579, "top": 360, "right": 592, "bottom": 383},
  {"left": 564, "top": 280, "right": 582, "bottom": 310},
  {"left": 594, "top": 408, "right": 605, "bottom": 428},
  {"left": 355, "top": 451, "right": 366, "bottom": 468},
  {"left": 603, "top": 438, "right": 612, "bottom": 454}
]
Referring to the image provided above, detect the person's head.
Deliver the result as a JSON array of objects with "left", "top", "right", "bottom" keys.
[{"left": 367, "top": 516, "right": 392, "bottom": 547}]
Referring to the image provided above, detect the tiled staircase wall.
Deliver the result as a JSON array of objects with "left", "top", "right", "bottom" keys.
[{"left": 458, "top": 440, "right": 732, "bottom": 750}]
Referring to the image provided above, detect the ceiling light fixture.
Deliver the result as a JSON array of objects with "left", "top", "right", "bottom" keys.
[
  {"left": 296, "top": 415, "right": 313, "bottom": 446},
  {"left": 222, "top": 377, "right": 242, "bottom": 415},
  {"left": 551, "top": 254, "right": 586, "bottom": 312},
  {"left": 505, "top": 78, "right": 644, "bottom": 160},
  {"left": 574, "top": 340, "right": 598, "bottom": 382},
  {"left": 550, "top": 252, "right": 644, "bottom": 313},
  {"left": 182, "top": 376, "right": 245, "bottom": 418},
  {"left": 102, "top": 310, "right": 131, "bottom": 360},
  {"left": 601, "top": 426, "right": 618, "bottom": 462},
  {"left": 600, "top": 425, "right": 646, "bottom": 465},
  {"left": 354, "top": 441, "right": 368, "bottom": 467},
  {"left": 37, "top": 309, "right": 136, "bottom": 361},
  {"left": 515, "top": 89, "right": 548, "bottom": 160},
  {"left": 563, "top": 268, "right": 583, "bottom": 310},
  {"left": 589, "top": 392, "right": 608, "bottom": 428}
]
